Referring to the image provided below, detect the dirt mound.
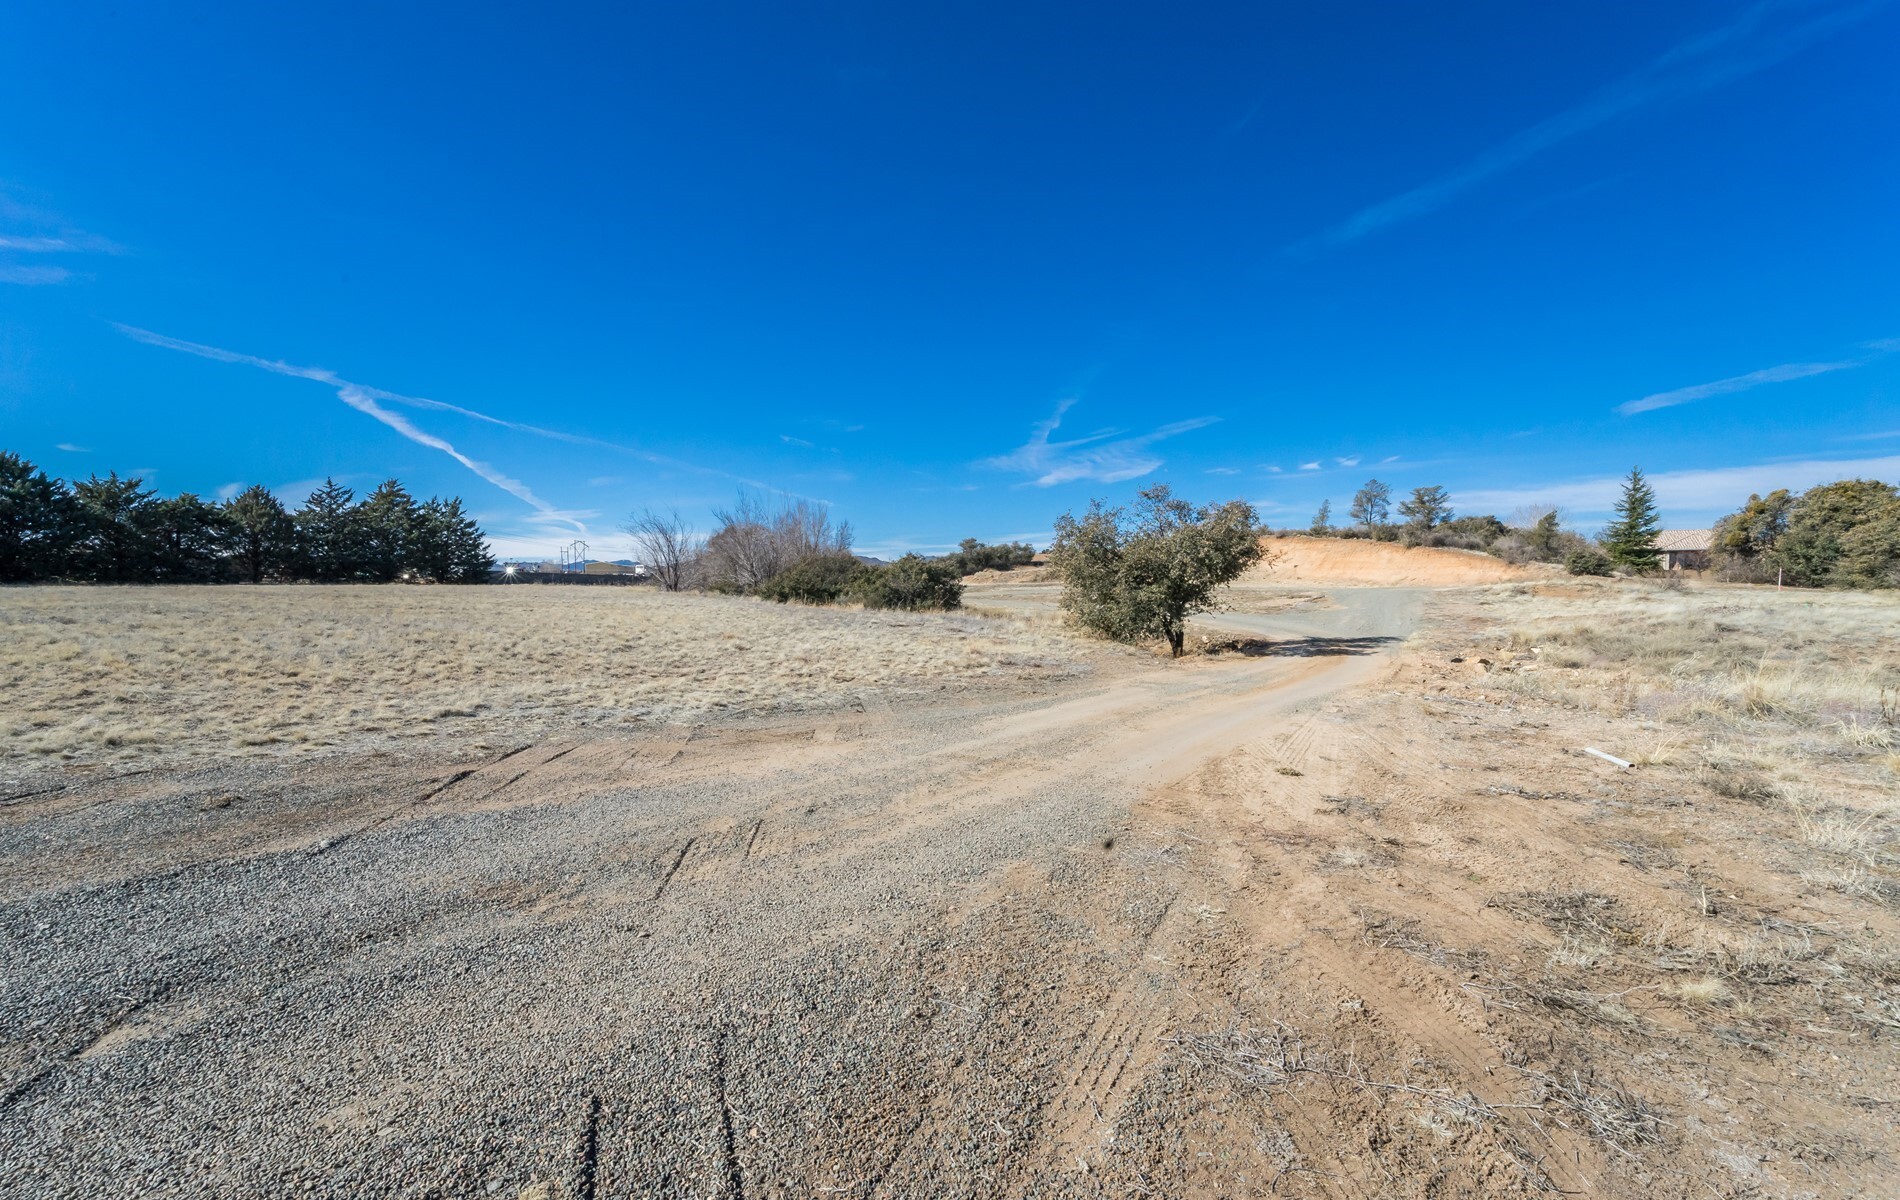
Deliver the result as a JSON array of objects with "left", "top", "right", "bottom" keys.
[{"left": 1248, "top": 534, "right": 1549, "bottom": 586}]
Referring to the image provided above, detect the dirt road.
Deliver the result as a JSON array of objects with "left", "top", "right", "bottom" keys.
[
  {"left": 6, "top": 584, "right": 1890, "bottom": 1198},
  {"left": 0, "top": 589, "right": 1416, "bottom": 1198}
]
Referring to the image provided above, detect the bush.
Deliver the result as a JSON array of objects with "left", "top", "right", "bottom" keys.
[
  {"left": 1050, "top": 485, "right": 1264, "bottom": 657},
  {"left": 851, "top": 554, "right": 964, "bottom": 610},
  {"left": 756, "top": 553, "right": 868, "bottom": 604},
  {"left": 1565, "top": 548, "right": 1614, "bottom": 577}
]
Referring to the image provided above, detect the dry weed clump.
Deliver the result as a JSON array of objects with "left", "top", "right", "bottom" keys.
[{"left": 0, "top": 585, "right": 1093, "bottom": 772}]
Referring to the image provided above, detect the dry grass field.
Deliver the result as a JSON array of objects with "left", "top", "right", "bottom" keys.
[{"left": 0, "top": 584, "right": 1096, "bottom": 777}]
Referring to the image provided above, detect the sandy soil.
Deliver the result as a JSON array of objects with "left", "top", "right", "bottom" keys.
[
  {"left": 1248, "top": 535, "right": 1554, "bottom": 586},
  {"left": 2, "top": 580, "right": 1895, "bottom": 1198}
]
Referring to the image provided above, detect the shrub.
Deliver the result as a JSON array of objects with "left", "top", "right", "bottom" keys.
[
  {"left": 1566, "top": 548, "right": 1614, "bottom": 577},
  {"left": 1050, "top": 485, "right": 1265, "bottom": 657},
  {"left": 851, "top": 554, "right": 964, "bottom": 610},
  {"left": 756, "top": 553, "right": 869, "bottom": 604}
]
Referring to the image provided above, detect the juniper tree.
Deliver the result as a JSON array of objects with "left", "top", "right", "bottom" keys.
[
  {"left": 357, "top": 479, "right": 420, "bottom": 581},
  {"left": 69, "top": 472, "right": 161, "bottom": 583},
  {"left": 223, "top": 485, "right": 296, "bottom": 583},
  {"left": 149, "top": 493, "right": 232, "bottom": 582},
  {"left": 295, "top": 478, "right": 364, "bottom": 582},
  {"left": 0, "top": 451, "right": 76, "bottom": 582},
  {"left": 1050, "top": 485, "right": 1266, "bottom": 658}
]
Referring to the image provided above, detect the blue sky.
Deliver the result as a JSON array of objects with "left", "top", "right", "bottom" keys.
[{"left": 2, "top": 1, "right": 1896, "bottom": 559}]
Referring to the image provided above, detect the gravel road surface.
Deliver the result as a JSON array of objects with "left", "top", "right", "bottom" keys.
[{"left": 1, "top": 589, "right": 1418, "bottom": 1198}]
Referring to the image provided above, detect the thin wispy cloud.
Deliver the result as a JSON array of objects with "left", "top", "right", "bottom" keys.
[
  {"left": 1291, "top": 0, "right": 1886, "bottom": 254},
  {"left": 1299, "top": 461, "right": 1320, "bottom": 471},
  {"left": 117, "top": 325, "right": 810, "bottom": 522},
  {"left": 1205, "top": 466, "right": 1240, "bottom": 475},
  {"left": 1334, "top": 455, "right": 1361, "bottom": 467},
  {"left": 0, "top": 191, "right": 122, "bottom": 284},
  {"left": 0, "top": 265, "right": 71, "bottom": 285},
  {"left": 55, "top": 443, "right": 88, "bottom": 453},
  {"left": 1619, "top": 335, "right": 1897, "bottom": 415},
  {"left": 1456, "top": 451, "right": 1900, "bottom": 519},
  {"left": 780, "top": 434, "right": 815, "bottom": 448},
  {"left": 984, "top": 398, "right": 1217, "bottom": 486}
]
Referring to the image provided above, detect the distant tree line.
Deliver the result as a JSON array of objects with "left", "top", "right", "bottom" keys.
[
  {"left": 0, "top": 451, "right": 495, "bottom": 584},
  {"left": 944, "top": 538, "right": 1036, "bottom": 575},
  {"left": 1299, "top": 466, "right": 1900, "bottom": 588},
  {"left": 1306, "top": 477, "right": 1590, "bottom": 566}
]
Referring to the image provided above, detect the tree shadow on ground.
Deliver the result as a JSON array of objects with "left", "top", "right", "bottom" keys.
[{"left": 1201, "top": 635, "right": 1402, "bottom": 658}]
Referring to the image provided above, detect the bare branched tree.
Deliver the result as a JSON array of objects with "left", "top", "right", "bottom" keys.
[
  {"left": 623, "top": 507, "right": 700, "bottom": 592},
  {"left": 700, "top": 491, "right": 851, "bottom": 592}
]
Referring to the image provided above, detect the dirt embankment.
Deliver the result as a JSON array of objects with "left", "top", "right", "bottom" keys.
[{"left": 1248, "top": 534, "right": 1551, "bottom": 587}]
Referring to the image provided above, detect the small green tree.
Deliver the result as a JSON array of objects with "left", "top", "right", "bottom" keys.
[
  {"left": 1349, "top": 479, "right": 1391, "bottom": 538},
  {"left": 1601, "top": 467, "right": 1661, "bottom": 573},
  {"left": 1310, "top": 499, "right": 1331, "bottom": 535},
  {"left": 1525, "top": 510, "right": 1563, "bottom": 561},
  {"left": 223, "top": 485, "right": 297, "bottom": 583},
  {"left": 1397, "top": 485, "right": 1453, "bottom": 534},
  {"left": 1050, "top": 485, "right": 1265, "bottom": 657}
]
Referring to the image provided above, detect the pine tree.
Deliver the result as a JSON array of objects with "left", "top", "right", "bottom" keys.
[
  {"left": 150, "top": 493, "right": 232, "bottom": 582},
  {"left": 416, "top": 497, "right": 495, "bottom": 582},
  {"left": 1397, "top": 485, "right": 1453, "bottom": 533},
  {"left": 1349, "top": 479, "right": 1391, "bottom": 538},
  {"left": 357, "top": 479, "right": 420, "bottom": 581},
  {"left": 223, "top": 485, "right": 296, "bottom": 583},
  {"left": 295, "top": 479, "right": 364, "bottom": 582},
  {"left": 1602, "top": 466, "right": 1661, "bottom": 573},
  {"left": 1310, "top": 499, "right": 1331, "bottom": 535},
  {"left": 70, "top": 472, "right": 161, "bottom": 582},
  {"left": 0, "top": 451, "right": 77, "bottom": 582}
]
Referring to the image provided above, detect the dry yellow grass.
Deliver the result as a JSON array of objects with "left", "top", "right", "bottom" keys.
[{"left": 0, "top": 585, "right": 1096, "bottom": 772}]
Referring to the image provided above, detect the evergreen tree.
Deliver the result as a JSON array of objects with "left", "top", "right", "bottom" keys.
[
  {"left": 150, "top": 493, "right": 232, "bottom": 582},
  {"left": 1772, "top": 479, "right": 1900, "bottom": 588},
  {"left": 1349, "top": 479, "right": 1391, "bottom": 537},
  {"left": 295, "top": 479, "right": 364, "bottom": 582},
  {"left": 1397, "top": 485, "right": 1453, "bottom": 533},
  {"left": 1525, "top": 510, "right": 1563, "bottom": 561},
  {"left": 1310, "top": 499, "right": 1331, "bottom": 535},
  {"left": 1602, "top": 466, "right": 1662, "bottom": 573},
  {"left": 69, "top": 472, "right": 161, "bottom": 582},
  {"left": 0, "top": 451, "right": 77, "bottom": 582},
  {"left": 357, "top": 479, "right": 420, "bottom": 581},
  {"left": 415, "top": 497, "right": 496, "bottom": 582},
  {"left": 223, "top": 485, "right": 297, "bottom": 583}
]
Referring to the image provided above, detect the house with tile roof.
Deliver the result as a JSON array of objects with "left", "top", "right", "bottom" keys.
[{"left": 1655, "top": 529, "right": 1714, "bottom": 571}]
